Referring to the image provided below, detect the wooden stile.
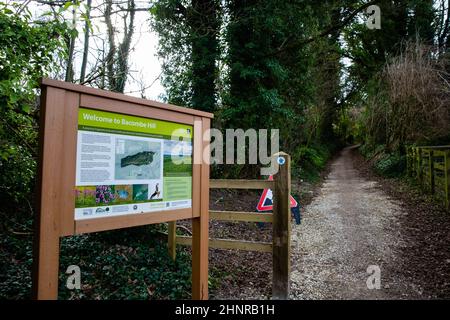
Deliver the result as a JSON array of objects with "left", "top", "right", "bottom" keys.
[{"left": 167, "top": 152, "right": 293, "bottom": 300}]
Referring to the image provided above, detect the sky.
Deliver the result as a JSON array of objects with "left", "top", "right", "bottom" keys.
[
  {"left": 6, "top": 0, "right": 165, "bottom": 100},
  {"left": 127, "top": 11, "right": 165, "bottom": 100}
]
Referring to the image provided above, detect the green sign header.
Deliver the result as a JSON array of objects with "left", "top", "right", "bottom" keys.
[{"left": 78, "top": 108, "right": 193, "bottom": 139}]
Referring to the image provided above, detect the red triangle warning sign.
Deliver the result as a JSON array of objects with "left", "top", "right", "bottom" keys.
[{"left": 256, "top": 175, "right": 298, "bottom": 212}]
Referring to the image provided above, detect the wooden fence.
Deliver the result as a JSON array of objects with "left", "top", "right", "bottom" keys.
[
  {"left": 406, "top": 145, "right": 450, "bottom": 209},
  {"left": 167, "top": 152, "right": 292, "bottom": 299}
]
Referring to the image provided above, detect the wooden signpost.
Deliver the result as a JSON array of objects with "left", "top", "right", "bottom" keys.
[{"left": 32, "top": 78, "right": 213, "bottom": 300}]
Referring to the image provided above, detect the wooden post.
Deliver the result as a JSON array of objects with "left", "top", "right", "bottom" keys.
[
  {"left": 409, "top": 147, "right": 414, "bottom": 177},
  {"left": 414, "top": 148, "right": 418, "bottom": 177},
  {"left": 415, "top": 147, "right": 417, "bottom": 179},
  {"left": 168, "top": 221, "right": 177, "bottom": 261},
  {"left": 445, "top": 151, "right": 449, "bottom": 210},
  {"left": 429, "top": 150, "right": 435, "bottom": 194},
  {"left": 418, "top": 148, "right": 423, "bottom": 186},
  {"left": 272, "top": 152, "right": 291, "bottom": 299},
  {"left": 414, "top": 148, "right": 418, "bottom": 178},
  {"left": 32, "top": 87, "right": 64, "bottom": 300},
  {"left": 191, "top": 117, "right": 210, "bottom": 300},
  {"left": 406, "top": 147, "right": 410, "bottom": 176},
  {"left": 410, "top": 147, "right": 414, "bottom": 177}
]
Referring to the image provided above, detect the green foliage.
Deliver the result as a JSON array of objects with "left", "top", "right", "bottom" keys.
[
  {"left": 343, "top": 0, "right": 437, "bottom": 91},
  {"left": 0, "top": 10, "right": 69, "bottom": 285},
  {"left": 292, "top": 143, "right": 337, "bottom": 182},
  {"left": 58, "top": 226, "right": 192, "bottom": 300},
  {"left": 151, "top": 0, "right": 346, "bottom": 181},
  {"left": 296, "top": 146, "right": 328, "bottom": 170},
  {"left": 359, "top": 143, "right": 384, "bottom": 159},
  {"left": 360, "top": 143, "right": 406, "bottom": 177},
  {"left": 150, "top": 0, "right": 220, "bottom": 112},
  {"left": 223, "top": 0, "right": 317, "bottom": 132},
  {"left": 0, "top": 225, "right": 193, "bottom": 300},
  {"left": 351, "top": 41, "right": 450, "bottom": 164},
  {"left": 340, "top": 0, "right": 449, "bottom": 176},
  {"left": 2, "top": 0, "right": 445, "bottom": 300},
  {"left": 0, "top": 231, "right": 33, "bottom": 299},
  {"left": 0, "top": 4, "right": 68, "bottom": 205},
  {"left": 152, "top": 1, "right": 343, "bottom": 179},
  {"left": 0, "top": 3, "right": 67, "bottom": 113},
  {"left": 0, "top": 111, "right": 37, "bottom": 204},
  {"left": 373, "top": 152, "right": 406, "bottom": 177}
]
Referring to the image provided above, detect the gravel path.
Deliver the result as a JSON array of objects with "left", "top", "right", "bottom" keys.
[{"left": 290, "top": 146, "right": 424, "bottom": 299}]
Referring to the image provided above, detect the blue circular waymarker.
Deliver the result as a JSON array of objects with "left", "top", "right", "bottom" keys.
[{"left": 277, "top": 156, "right": 286, "bottom": 165}]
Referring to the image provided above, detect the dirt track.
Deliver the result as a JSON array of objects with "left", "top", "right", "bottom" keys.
[{"left": 290, "top": 146, "right": 424, "bottom": 299}]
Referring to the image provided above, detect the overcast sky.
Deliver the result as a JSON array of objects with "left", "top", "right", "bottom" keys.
[{"left": 10, "top": 0, "right": 165, "bottom": 100}]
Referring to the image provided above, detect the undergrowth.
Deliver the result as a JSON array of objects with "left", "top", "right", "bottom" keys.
[{"left": 0, "top": 223, "right": 196, "bottom": 300}]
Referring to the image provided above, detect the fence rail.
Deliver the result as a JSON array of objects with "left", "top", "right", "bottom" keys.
[
  {"left": 166, "top": 152, "right": 292, "bottom": 299},
  {"left": 175, "top": 236, "right": 273, "bottom": 253},
  {"left": 406, "top": 145, "right": 450, "bottom": 209},
  {"left": 209, "top": 179, "right": 275, "bottom": 189},
  {"left": 209, "top": 210, "right": 273, "bottom": 223}
]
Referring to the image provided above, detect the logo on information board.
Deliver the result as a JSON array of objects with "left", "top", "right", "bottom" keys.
[{"left": 256, "top": 175, "right": 298, "bottom": 212}]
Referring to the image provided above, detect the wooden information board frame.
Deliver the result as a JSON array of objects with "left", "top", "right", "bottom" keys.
[{"left": 32, "top": 78, "right": 212, "bottom": 300}]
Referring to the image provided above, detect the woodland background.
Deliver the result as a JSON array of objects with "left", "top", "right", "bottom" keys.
[{"left": 1, "top": 0, "right": 449, "bottom": 299}]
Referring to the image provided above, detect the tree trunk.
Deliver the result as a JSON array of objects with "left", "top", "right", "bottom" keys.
[
  {"left": 105, "top": 0, "right": 135, "bottom": 93},
  {"left": 105, "top": 0, "right": 116, "bottom": 90},
  {"left": 65, "top": 0, "right": 76, "bottom": 83},
  {"left": 80, "top": 0, "right": 92, "bottom": 84},
  {"left": 190, "top": 0, "right": 219, "bottom": 113},
  {"left": 116, "top": 0, "right": 135, "bottom": 93}
]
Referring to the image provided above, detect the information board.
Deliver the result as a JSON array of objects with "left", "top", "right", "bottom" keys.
[
  {"left": 33, "top": 79, "right": 212, "bottom": 300},
  {"left": 75, "top": 108, "right": 193, "bottom": 220}
]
